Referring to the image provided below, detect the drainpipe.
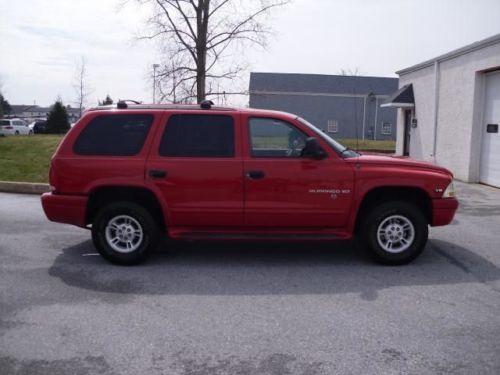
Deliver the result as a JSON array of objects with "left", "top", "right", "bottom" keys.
[
  {"left": 362, "top": 95, "right": 367, "bottom": 140},
  {"left": 432, "top": 60, "right": 440, "bottom": 162},
  {"left": 374, "top": 97, "right": 379, "bottom": 140}
]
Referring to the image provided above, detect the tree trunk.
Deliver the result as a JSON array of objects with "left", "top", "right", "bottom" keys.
[{"left": 196, "top": 0, "right": 210, "bottom": 103}]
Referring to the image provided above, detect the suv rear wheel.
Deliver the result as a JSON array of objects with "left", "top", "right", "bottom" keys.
[
  {"left": 360, "top": 201, "right": 428, "bottom": 265},
  {"left": 91, "top": 202, "right": 159, "bottom": 265}
]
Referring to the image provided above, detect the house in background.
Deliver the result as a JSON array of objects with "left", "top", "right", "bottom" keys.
[
  {"left": 385, "top": 33, "right": 500, "bottom": 187},
  {"left": 8, "top": 104, "right": 81, "bottom": 123},
  {"left": 249, "top": 72, "right": 399, "bottom": 140}
]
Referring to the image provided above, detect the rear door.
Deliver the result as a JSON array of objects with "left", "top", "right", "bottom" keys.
[
  {"left": 146, "top": 111, "right": 244, "bottom": 227},
  {"left": 242, "top": 115, "right": 354, "bottom": 228}
]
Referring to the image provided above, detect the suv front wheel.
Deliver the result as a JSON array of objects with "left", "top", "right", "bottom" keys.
[
  {"left": 91, "top": 202, "right": 159, "bottom": 265},
  {"left": 360, "top": 201, "right": 428, "bottom": 265}
]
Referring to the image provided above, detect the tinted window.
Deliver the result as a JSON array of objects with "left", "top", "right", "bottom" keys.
[
  {"left": 74, "top": 115, "right": 153, "bottom": 156},
  {"left": 0, "top": 120, "right": 9, "bottom": 125},
  {"left": 159, "top": 114, "right": 234, "bottom": 157},
  {"left": 249, "top": 118, "right": 308, "bottom": 158}
]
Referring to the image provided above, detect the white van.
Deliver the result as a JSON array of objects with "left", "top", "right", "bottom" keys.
[{"left": 0, "top": 119, "right": 32, "bottom": 136}]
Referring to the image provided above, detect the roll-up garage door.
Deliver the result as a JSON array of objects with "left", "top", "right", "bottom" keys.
[{"left": 480, "top": 71, "right": 500, "bottom": 187}]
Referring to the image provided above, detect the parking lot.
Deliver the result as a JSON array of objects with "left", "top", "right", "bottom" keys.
[{"left": 1, "top": 181, "right": 499, "bottom": 374}]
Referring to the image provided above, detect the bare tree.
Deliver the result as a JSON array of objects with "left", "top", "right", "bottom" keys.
[
  {"left": 73, "top": 57, "right": 93, "bottom": 116},
  {"left": 136, "top": 0, "right": 290, "bottom": 103},
  {"left": 338, "top": 67, "right": 364, "bottom": 76}
]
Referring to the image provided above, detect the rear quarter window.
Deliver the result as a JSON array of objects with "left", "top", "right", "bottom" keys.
[{"left": 73, "top": 114, "right": 153, "bottom": 156}]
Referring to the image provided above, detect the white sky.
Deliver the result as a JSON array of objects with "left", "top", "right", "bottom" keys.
[{"left": 1, "top": 0, "right": 500, "bottom": 107}]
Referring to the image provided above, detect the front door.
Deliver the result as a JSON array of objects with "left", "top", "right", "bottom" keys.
[
  {"left": 146, "top": 112, "right": 244, "bottom": 227},
  {"left": 403, "top": 110, "right": 412, "bottom": 156},
  {"left": 243, "top": 116, "right": 354, "bottom": 228}
]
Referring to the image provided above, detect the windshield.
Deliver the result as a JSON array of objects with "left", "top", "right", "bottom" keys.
[{"left": 296, "top": 117, "right": 359, "bottom": 158}]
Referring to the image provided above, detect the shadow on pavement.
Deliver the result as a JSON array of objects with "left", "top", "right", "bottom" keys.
[{"left": 47, "top": 238, "right": 500, "bottom": 301}]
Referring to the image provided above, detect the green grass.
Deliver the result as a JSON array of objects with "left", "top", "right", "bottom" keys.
[
  {"left": 0, "top": 135, "right": 395, "bottom": 184},
  {"left": 338, "top": 138, "right": 395, "bottom": 152},
  {"left": 252, "top": 136, "right": 395, "bottom": 152},
  {"left": 0, "top": 135, "right": 64, "bottom": 183}
]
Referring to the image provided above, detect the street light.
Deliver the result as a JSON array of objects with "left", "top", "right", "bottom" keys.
[{"left": 152, "top": 64, "right": 160, "bottom": 104}]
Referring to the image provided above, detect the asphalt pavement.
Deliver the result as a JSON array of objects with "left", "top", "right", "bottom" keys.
[{"left": 1, "top": 182, "right": 499, "bottom": 374}]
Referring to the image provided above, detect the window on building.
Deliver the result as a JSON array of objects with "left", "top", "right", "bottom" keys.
[
  {"left": 327, "top": 120, "right": 338, "bottom": 133},
  {"left": 381, "top": 122, "right": 392, "bottom": 135},
  {"left": 74, "top": 114, "right": 153, "bottom": 156},
  {"left": 248, "top": 118, "right": 308, "bottom": 158},
  {"left": 159, "top": 114, "right": 234, "bottom": 157}
]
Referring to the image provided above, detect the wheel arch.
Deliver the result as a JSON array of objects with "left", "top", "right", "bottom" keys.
[
  {"left": 86, "top": 186, "right": 166, "bottom": 231},
  {"left": 354, "top": 186, "right": 432, "bottom": 234}
]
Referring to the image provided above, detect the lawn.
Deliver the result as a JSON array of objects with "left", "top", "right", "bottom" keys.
[
  {"left": 0, "top": 135, "right": 64, "bottom": 183},
  {"left": 338, "top": 138, "right": 395, "bottom": 152},
  {"left": 0, "top": 135, "right": 395, "bottom": 183},
  {"left": 252, "top": 136, "right": 395, "bottom": 152}
]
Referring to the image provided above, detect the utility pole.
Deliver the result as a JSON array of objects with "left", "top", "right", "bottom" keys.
[{"left": 152, "top": 64, "right": 160, "bottom": 104}]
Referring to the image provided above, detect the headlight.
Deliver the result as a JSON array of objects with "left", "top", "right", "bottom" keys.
[{"left": 442, "top": 181, "right": 456, "bottom": 198}]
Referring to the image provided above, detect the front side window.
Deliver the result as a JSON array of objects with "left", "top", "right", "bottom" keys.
[
  {"left": 249, "top": 118, "right": 308, "bottom": 158},
  {"left": 74, "top": 114, "right": 153, "bottom": 156},
  {"left": 159, "top": 114, "right": 234, "bottom": 157}
]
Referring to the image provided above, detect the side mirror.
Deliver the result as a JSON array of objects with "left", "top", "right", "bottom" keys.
[{"left": 302, "top": 137, "right": 327, "bottom": 159}]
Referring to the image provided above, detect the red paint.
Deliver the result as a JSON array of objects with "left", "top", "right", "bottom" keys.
[{"left": 41, "top": 105, "right": 458, "bottom": 240}]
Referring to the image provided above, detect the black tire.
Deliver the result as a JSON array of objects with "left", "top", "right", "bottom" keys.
[
  {"left": 359, "top": 201, "right": 428, "bottom": 265},
  {"left": 14, "top": 131, "right": 19, "bottom": 135},
  {"left": 91, "top": 201, "right": 159, "bottom": 265}
]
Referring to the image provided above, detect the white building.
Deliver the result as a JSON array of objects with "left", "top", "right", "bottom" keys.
[{"left": 384, "top": 33, "right": 500, "bottom": 188}]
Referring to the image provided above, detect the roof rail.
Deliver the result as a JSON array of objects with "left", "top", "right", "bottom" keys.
[
  {"left": 200, "top": 100, "right": 214, "bottom": 109},
  {"left": 117, "top": 99, "right": 142, "bottom": 109},
  {"left": 86, "top": 102, "right": 236, "bottom": 112}
]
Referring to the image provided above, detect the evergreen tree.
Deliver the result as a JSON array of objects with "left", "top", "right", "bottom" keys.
[
  {"left": 46, "top": 99, "right": 70, "bottom": 134},
  {"left": 99, "top": 94, "right": 113, "bottom": 105},
  {"left": 0, "top": 93, "right": 11, "bottom": 118}
]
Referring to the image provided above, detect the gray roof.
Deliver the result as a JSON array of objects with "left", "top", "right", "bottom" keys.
[
  {"left": 396, "top": 33, "right": 500, "bottom": 75},
  {"left": 382, "top": 84, "right": 414, "bottom": 105},
  {"left": 9, "top": 104, "right": 80, "bottom": 114},
  {"left": 250, "top": 72, "right": 398, "bottom": 95}
]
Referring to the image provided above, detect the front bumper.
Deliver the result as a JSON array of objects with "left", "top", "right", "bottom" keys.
[
  {"left": 431, "top": 197, "right": 459, "bottom": 226},
  {"left": 41, "top": 193, "right": 88, "bottom": 227}
]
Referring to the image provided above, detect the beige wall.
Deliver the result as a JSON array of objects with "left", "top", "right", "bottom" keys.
[{"left": 396, "top": 42, "right": 500, "bottom": 182}]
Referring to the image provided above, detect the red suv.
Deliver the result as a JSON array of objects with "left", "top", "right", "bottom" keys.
[{"left": 41, "top": 101, "right": 458, "bottom": 265}]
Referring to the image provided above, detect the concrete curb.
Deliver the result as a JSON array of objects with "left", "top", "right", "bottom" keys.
[{"left": 0, "top": 181, "right": 50, "bottom": 195}]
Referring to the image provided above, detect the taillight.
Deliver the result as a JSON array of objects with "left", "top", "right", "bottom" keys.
[{"left": 4, "top": 126, "right": 13, "bottom": 129}]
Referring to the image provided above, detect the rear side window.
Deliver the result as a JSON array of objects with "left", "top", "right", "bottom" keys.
[
  {"left": 0, "top": 120, "right": 9, "bottom": 125},
  {"left": 74, "top": 115, "right": 153, "bottom": 156},
  {"left": 159, "top": 114, "right": 234, "bottom": 157}
]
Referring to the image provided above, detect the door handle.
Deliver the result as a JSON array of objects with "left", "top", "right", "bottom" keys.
[
  {"left": 246, "top": 170, "right": 265, "bottom": 180},
  {"left": 149, "top": 169, "right": 167, "bottom": 179}
]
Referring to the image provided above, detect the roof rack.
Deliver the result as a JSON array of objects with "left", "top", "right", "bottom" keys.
[
  {"left": 87, "top": 101, "right": 236, "bottom": 112},
  {"left": 200, "top": 100, "right": 214, "bottom": 109},
  {"left": 117, "top": 100, "right": 142, "bottom": 109}
]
